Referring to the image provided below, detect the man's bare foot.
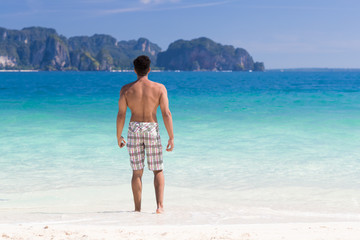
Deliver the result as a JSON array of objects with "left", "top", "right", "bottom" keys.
[{"left": 156, "top": 207, "right": 164, "bottom": 214}]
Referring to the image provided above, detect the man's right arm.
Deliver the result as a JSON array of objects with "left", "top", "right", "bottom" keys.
[
  {"left": 116, "top": 87, "right": 127, "bottom": 148},
  {"left": 159, "top": 85, "right": 174, "bottom": 152}
]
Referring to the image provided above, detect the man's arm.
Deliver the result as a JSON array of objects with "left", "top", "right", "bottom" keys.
[
  {"left": 159, "top": 85, "right": 174, "bottom": 152},
  {"left": 117, "top": 87, "right": 127, "bottom": 148}
]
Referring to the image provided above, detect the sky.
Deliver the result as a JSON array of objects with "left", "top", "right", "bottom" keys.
[{"left": 0, "top": 0, "right": 359, "bottom": 69}]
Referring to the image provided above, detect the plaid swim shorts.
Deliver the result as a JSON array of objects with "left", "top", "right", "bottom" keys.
[{"left": 126, "top": 121, "right": 163, "bottom": 171}]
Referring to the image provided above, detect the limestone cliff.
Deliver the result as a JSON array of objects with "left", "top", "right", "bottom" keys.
[
  {"left": 0, "top": 27, "right": 265, "bottom": 71},
  {"left": 0, "top": 27, "right": 161, "bottom": 71},
  {"left": 157, "top": 37, "right": 264, "bottom": 71}
]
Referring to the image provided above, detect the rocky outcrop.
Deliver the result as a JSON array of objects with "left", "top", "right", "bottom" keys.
[
  {"left": 79, "top": 52, "right": 99, "bottom": 71},
  {"left": 0, "top": 27, "right": 161, "bottom": 71},
  {"left": 96, "top": 49, "right": 113, "bottom": 71},
  {"left": 69, "top": 50, "right": 99, "bottom": 71},
  {"left": 41, "top": 35, "right": 70, "bottom": 70},
  {"left": 0, "top": 56, "right": 16, "bottom": 67},
  {"left": 117, "top": 37, "right": 161, "bottom": 68},
  {"left": 254, "top": 62, "right": 265, "bottom": 71},
  {"left": 157, "top": 37, "right": 264, "bottom": 71},
  {"left": 68, "top": 34, "right": 117, "bottom": 56},
  {"left": 0, "top": 27, "right": 265, "bottom": 71}
]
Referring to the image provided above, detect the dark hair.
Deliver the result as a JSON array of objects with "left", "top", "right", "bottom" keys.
[{"left": 133, "top": 55, "right": 151, "bottom": 76}]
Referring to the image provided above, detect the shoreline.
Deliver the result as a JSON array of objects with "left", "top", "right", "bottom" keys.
[
  {"left": 0, "top": 69, "right": 39, "bottom": 72},
  {"left": 1, "top": 184, "right": 359, "bottom": 226}
]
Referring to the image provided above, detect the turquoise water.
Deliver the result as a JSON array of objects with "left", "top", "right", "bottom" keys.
[{"left": 1, "top": 71, "right": 360, "bottom": 220}]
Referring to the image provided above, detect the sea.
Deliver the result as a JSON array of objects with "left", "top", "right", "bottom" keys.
[{"left": 0, "top": 71, "right": 359, "bottom": 225}]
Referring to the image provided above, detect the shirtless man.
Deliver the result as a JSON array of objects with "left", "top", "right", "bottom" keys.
[{"left": 116, "top": 55, "right": 174, "bottom": 214}]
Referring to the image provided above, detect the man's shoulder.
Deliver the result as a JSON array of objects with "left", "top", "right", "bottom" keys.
[
  {"left": 149, "top": 80, "right": 165, "bottom": 90},
  {"left": 122, "top": 82, "right": 135, "bottom": 89},
  {"left": 120, "top": 82, "right": 135, "bottom": 94},
  {"left": 145, "top": 79, "right": 165, "bottom": 92}
]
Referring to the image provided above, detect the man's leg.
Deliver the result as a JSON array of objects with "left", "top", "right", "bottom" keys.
[
  {"left": 132, "top": 169, "right": 144, "bottom": 212},
  {"left": 153, "top": 170, "right": 164, "bottom": 213}
]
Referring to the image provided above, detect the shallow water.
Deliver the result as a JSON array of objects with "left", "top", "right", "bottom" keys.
[{"left": 1, "top": 71, "right": 360, "bottom": 223}]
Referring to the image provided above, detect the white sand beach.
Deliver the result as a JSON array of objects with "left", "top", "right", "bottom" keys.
[
  {"left": 1, "top": 222, "right": 360, "bottom": 240},
  {"left": 1, "top": 184, "right": 359, "bottom": 239}
]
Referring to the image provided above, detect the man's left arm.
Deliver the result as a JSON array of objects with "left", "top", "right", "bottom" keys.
[{"left": 117, "top": 88, "right": 127, "bottom": 148}]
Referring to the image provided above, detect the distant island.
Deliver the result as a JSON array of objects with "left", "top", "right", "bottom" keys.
[{"left": 0, "top": 26, "right": 264, "bottom": 72}]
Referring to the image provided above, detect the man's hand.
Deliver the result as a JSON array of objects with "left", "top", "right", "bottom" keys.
[
  {"left": 118, "top": 136, "right": 126, "bottom": 148},
  {"left": 166, "top": 139, "right": 174, "bottom": 152}
]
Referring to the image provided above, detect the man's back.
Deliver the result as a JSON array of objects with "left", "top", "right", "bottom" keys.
[{"left": 122, "top": 79, "right": 163, "bottom": 123}]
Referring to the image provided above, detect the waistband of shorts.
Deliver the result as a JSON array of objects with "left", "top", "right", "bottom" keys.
[
  {"left": 129, "top": 121, "right": 158, "bottom": 126},
  {"left": 128, "top": 121, "right": 159, "bottom": 133}
]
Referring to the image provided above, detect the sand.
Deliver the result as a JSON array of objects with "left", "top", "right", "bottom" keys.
[
  {"left": 1, "top": 222, "right": 360, "bottom": 240},
  {"left": 2, "top": 185, "right": 359, "bottom": 239}
]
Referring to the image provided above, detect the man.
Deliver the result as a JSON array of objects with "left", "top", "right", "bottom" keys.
[{"left": 116, "top": 55, "right": 174, "bottom": 214}]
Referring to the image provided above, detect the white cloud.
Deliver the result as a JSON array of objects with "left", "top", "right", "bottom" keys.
[
  {"left": 98, "top": 7, "right": 143, "bottom": 15},
  {"left": 97, "top": 0, "right": 230, "bottom": 15},
  {"left": 169, "top": 1, "right": 229, "bottom": 9}
]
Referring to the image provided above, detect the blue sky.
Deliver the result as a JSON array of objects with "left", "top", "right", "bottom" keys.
[{"left": 0, "top": 0, "right": 359, "bottom": 68}]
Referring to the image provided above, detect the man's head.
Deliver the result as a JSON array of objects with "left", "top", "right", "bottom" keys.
[{"left": 133, "top": 55, "right": 151, "bottom": 76}]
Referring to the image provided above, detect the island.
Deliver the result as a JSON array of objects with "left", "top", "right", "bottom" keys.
[{"left": 0, "top": 26, "right": 264, "bottom": 71}]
